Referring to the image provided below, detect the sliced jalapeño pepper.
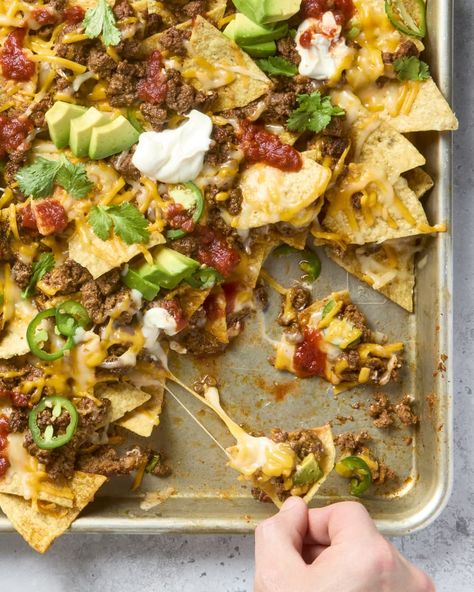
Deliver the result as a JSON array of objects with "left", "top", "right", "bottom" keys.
[
  {"left": 166, "top": 182, "right": 205, "bottom": 240},
  {"left": 55, "top": 300, "right": 91, "bottom": 337},
  {"left": 26, "top": 308, "right": 74, "bottom": 361},
  {"left": 335, "top": 456, "right": 373, "bottom": 497},
  {"left": 385, "top": 0, "right": 426, "bottom": 38},
  {"left": 28, "top": 396, "right": 78, "bottom": 450},
  {"left": 274, "top": 245, "right": 322, "bottom": 282}
]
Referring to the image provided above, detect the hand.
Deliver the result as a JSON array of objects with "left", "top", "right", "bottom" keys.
[{"left": 254, "top": 498, "right": 435, "bottom": 592}]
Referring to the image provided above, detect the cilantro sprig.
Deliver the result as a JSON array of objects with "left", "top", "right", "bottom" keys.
[
  {"left": 83, "top": 0, "right": 121, "bottom": 47},
  {"left": 88, "top": 203, "right": 150, "bottom": 245},
  {"left": 287, "top": 92, "right": 345, "bottom": 133},
  {"left": 22, "top": 252, "right": 55, "bottom": 299},
  {"left": 257, "top": 56, "right": 298, "bottom": 77},
  {"left": 16, "top": 156, "right": 93, "bottom": 200},
  {"left": 394, "top": 56, "right": 430, "bottom": 81}
]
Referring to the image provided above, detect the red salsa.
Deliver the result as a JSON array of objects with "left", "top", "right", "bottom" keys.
[
  {"left": 0, "top": 389, "right": 28, "bottom": 408},
  {"left": 20, "top": 203, "right": 38, "bottom": 230},
  {"left": 222, "top": 281, "right": 240, "bottom": 315},
  {"left": 293, "top": 327, "right": 327, "bottom": 378},
  {"left": 63, "top": 5, "right": 85, "bottom": 23},
  {"left": 196, "top": 226, "right": 240, "bottom": 277},
  {"left": 0, "top": 414, "right": 10, "bottom": 478},
  {"left": 300, "top": 0, "right": 354, "bottom": 26},
  {"left": 157, "top": 298, "right": 187, "bottom": 332},
  {"left": 239, "top": 120, "right": 303, "bottom": 172},
  {"left": 137, "top": 50, "right": 168, "bottom": 104},
  {"left": 32, "top": 199, "right": 69, "bottom": 235},
  {"left": 0, "top": 28, "right": 35, "bottom": 81},
  {"left": 31, "top": 7, "right": 58, "bottom": 26},
  {"left": 166, "top": 203, "right": 195, "bottom": 233},
  {"left": 0, "top": 115, "right": 32, "bottom": 158}
]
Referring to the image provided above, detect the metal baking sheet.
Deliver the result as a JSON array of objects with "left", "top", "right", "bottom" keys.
[{"left": 0, "top": 1, "right": 453, "bottom": 537}]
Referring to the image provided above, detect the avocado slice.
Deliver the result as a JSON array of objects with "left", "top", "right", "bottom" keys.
[
  {"left": 122, "top": 269, "right": 160, "bottom": 301},
  {"left": 224, "top": 13, "right": 287, "bottom": 44},
  {"left": 88, "top": 115, "right": 140, "bottom": 160},
  {"left": 241, "top": 40, "right": 277, "bottom": 57},
  {"left": 139, "top": 248, "right": 200, "bottom": 290},
  {"left": 45, "top": 102, "right": 87, "bottom": 149},
  {"left": 70, "top": 107, "right": 113, "bottom": 157},
  {"left": 293, "top": 453, "right": 323, "bottom": 487},
  {"left": 233, "top": 0, "right": 302, "bottom": 25}
]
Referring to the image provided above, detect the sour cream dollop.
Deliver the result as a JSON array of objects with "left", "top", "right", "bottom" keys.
[
  {"left": 132, "top": 109, "right": 213, "bottom": 183},
  {"left": 141, "top": 306, "right": 178, "bottom": 359},
  {"left": 295, "top": 12, "right": 353, "bottom": 81}
]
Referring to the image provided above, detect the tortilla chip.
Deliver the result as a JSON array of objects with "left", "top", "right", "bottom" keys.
[
  {"left": 326, "top": 238, "right": 417, "bottom": 312},
  {"left": 331, "top": 90, "right": 425, "bottom": 183},
  {"left": 367, "top": 79, "right": 458, "bottom": 133},
  {"left": 0, "top": 472, "right": 106, "bottom": 553},
  {"left": 142, "top": 0, "right": 227, "bottom": 53},
  {"left": 231, "top": 154, "right": 331, "bottom": 230},
  {"left": 187, "top": 16, "right": 271, "bottom": 111},
  {"left": 404, "top": 167, "right": 434, "bottom": 199},
  {"left": 0, "top": 473, "right": 75, "bottom": 508},
  {"left": 96, "top": 382, "right": 151, "bottom": 423},
  {"left": 68, "top": 223, "right": 165, "bottom": 279},
  {"left": 322, "top": 163, "right": 433, "bottom": 244},
  {"left": 358, "top": 121, "right": 425, "bottom": 184},
  {"left": 257, "top": 425, "right": 336, "bottom": 508},
  {"left": 232, "top": 239, "right": 278, "bottom": 288},
  {"left": 117, "top": 384, "right": 164, "bottom": 437},
  {"left": 167, "top": 284, "right": 211, "bottom": 319},
  {"left": 0, "top": 312, "right": 34, "bottom": 359}
]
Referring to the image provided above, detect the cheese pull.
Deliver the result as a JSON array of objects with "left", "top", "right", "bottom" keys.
[{"left": 203, "top": 387, "right": 296, "bottom": 478}]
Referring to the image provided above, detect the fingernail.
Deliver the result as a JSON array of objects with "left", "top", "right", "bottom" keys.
[{"left": 281, "top": 496, "right": 301, "bottom": 512}]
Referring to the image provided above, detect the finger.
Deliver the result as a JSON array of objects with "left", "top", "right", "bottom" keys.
[
  {"left": 305, "top": 501, "right": 379, "bottom": 546},
  {"left": 301, "top": 543, "right": 328, "bottom": 564},
  {"left": 255, "top": 496, "right": 309, "bottom": 573}
]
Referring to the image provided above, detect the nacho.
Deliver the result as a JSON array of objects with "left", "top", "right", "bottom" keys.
[
  {"left": 274, "top": 290, "right": 404, "bottom": 390},
  {"left": 117, "top": 384, "right": 164, "bottom": 437},
  {"left": 0, "top": 472, "right": 106, "bottom": 553},
  {"left": 404, "top": 168, "right": 434, "bottom": 199},
  {"left": 186, "top": 16, "right": 272, "bottom": 111},
  {"left": 322, "top": 163, "right": 440, "bottom": 244},
  {"left": 197, "top": 386, "right": 335, "bottom": 508},
  {"left": 326, "top": 238, "right": 418, "bottom": 312},
  {"left": 96, "top": 382, "right": 151, "bottom": 423},
  {"left": 68, "top": 223, "right": 165, "bottom": 279},
  {"left": 231, "top": 155, "right": 331, "bottom": 230}
]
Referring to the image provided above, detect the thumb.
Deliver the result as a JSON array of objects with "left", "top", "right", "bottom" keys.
[{"left": 255, "top": 497, "right": 308, "bottom": 574}]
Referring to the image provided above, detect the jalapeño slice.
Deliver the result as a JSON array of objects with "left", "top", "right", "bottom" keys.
[
  {"left": 55, "top": 300, "right": 91, "bottom": 337},
  {"left": 26, "top": 308, "right": 74, "bottom": 361},
  {"left": 273, "top": 245, "right": 322, "bottom": 282},
  {"left": 28, "top": 396, "right": 79, "bottom": 450},
  {"left": 385, "top": 0, "right": 426, "bottom": 39},
  {"left": 335, "top": 456, "right": 373, "bottom": 497},
  {"left": 166, "top": 182, "right": 205, "bottom": 240}
]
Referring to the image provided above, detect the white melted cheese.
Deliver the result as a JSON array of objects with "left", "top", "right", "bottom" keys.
[
  {"left": 141, "top": 307, "right": 178, "bottom": 365},
  {"left": 203, "top": 387, "right": 296, "bottom": 478},
  {"left": 296, "top": 13, "right": 353, "bottom": 81},
  {"left": 132, "top": 110, "right": 213, "bottom": 183}
]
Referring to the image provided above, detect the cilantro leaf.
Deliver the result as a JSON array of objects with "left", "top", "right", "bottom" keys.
[
  {"left": 287, "top": 92, "right": 345, "bottom": 133},
  {"left": 83, "top": 0, "right": 121, "bottom": 46},
  {"left": 16, "top": 156, "right": 94, "bottom": 200},
  {"left": 88, "top": 203, "right": 150, "bottom": 244},
  {"left": 88, "top": 205, "right": 113, "bottom": 241},
  {"left": 257, "top": 56, "right": 298, "bottom": 77},
  {"left": 394, "top": 56, "right": 430, "bottom": 81},
  {"left": 21, "top": 252, "right": 55, "bottom": 299},
  {"left": 55, "top": 158, "right": 93, "bottom": 199},
  {"left": 16, "top": 157, "right": 62, "bottom": 199}
]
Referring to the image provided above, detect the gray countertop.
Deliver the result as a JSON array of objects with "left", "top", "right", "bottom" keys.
[{"left": 1, "top": 2, "right": 473, "bottom": 590}]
